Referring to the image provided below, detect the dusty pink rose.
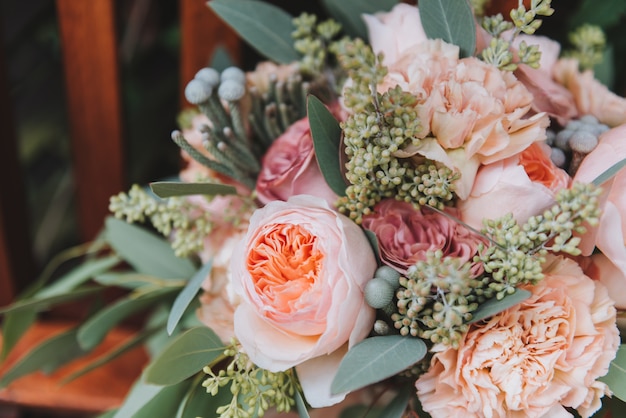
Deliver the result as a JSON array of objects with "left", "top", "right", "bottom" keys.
[
  {"left": 574, "top": 124, "right": 626, "bottom": 308},
  {"left": 256, "top": 117, "right": 339, "bottom": 207},
  {"left": 416, "top": 255, "right": 619, "bottom": 418},
  {"left": 379, "top": 39, "right": 549, "bottom": 198},
  {"left": 459, "top": 142, "right": 570, "bottom": 230},
  {"left": 230, "top": 195, "right": 377, "bottom": 407},
  {"left": 362, "top": 199, "right": 485, "bottom": 276},
  {"left": 553, "top": 58, "right": 626, "bottom": 127}
]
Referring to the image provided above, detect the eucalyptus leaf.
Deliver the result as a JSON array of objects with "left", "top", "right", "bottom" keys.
[
  {"left": 295, "top": 390, "right": 311, "bottom": 418},
  {"left": 339, "top": 406, "right": 383, "bottom": 418},
  {"left": 468, "top": 288, "right": 532, "bottom": 324},
  {"left": 113, "top": 378, "right": 189, "bottom": 418},
  {"left": 378, "top": 387, "right": 412, "bottom": 418},
  {"left": 62, "top": 327, "right": 159, "bottom": 384},
  {"left": 34, "top": 255, "right": 121, "bottom": 299},
  {"left": 105, "top": 217, "right": 196, "bottom": 279},
  {"left": 1, "top": 309, "right": 37, "bottom": 360},
  {"left": 307, "top": 95, "right": 347, "bottom": 196},
  {"left": 331, "top": 335, "right": 427, "bottom": 395},
  {"left": 0, "top": 327, "right": 88, "bottom": 388},
  {"left": 0, "top": 286, "right": 102, "bottom": 315},
  {"left": 93, "top": 272, "right": 167, "bottom": 289},
  {"left": 209, "top": 0, "right": 299, "bottom": 64},
  {"left": 591, "top": 157, "right": 626, "bottom": 186},
  {"left": 600, "top": 344, "right": 626, "bottom": 401},
  {"left": 144, "top": 327, "right": 226, "bottom": 386},
  {"left": 77, "top": 288, "right": 176, "bottom": 351},
  {"left": 419, "top": 0, "right": 476, "bottom": 58},
  {"left": 96, "top": 410, "right": 117, "bottom": 418},
  {"left": 150, "top": 182, "right": 237, "bottom": 198},
  {"left": 167, "top": 260, "right": 213, "bottom": 335},
  {"left": 320, "top": 0, "right": 399, "bottom": 39}
]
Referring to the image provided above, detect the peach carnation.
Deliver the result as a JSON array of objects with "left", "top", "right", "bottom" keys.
[
  {"left": 415, "top": 255, "right": 619, "bottom": 418},
  {"left": 379, "top": 39, "right": 549, "bottom": 198}
]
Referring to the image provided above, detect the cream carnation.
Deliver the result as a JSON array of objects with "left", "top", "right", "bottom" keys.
[{"left": 415, "top": 255, "right": 619, "bottom": 418}]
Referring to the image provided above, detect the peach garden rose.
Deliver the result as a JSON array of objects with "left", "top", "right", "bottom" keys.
[
  {"left": 574, "top": 124, "right": 626, "bottom": 309},
  {"left": 459, "top": 142, "right": 570, "bottom": 230},
  {"left": 230, "top": 195, "right": 377, "bottom": 407},
  {"left": 415, "top": 255, "right": 619, "bottom": 418}
]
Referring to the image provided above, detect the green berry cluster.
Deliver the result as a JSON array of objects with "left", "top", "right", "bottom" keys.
[
  {"left": 476, "top": 181, "right": 601, "bottom": 299},
  {"left": 565, "top": 24, "right": 606, "bottom": 71},
  {"left": 109, "top": 184, "right": 249, "bottom": 258},
  {"left": 292, "top": 13, "right": 342, "bottom": 76},
  {"left": 202, "top": 343, "right": 298, "bottom": 418},
  {"left": 480, "top": 0, "right": 554, "bottom": 71},
  {"left": 332, "top": 39, "right": 457, "bottom": 222},
  {"left": 391, "top": 251, "right": 479, "bottom": 348}
]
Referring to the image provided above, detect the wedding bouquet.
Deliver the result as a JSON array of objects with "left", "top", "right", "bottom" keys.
[{"left": 3, "top": 0, "right": 626, "bottom": 417}]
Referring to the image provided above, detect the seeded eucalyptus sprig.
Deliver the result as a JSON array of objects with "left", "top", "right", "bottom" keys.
[
  {"left": 476, "top": 182, "right": 601, "bottom": 299},
  {"left": 390, "top": 251, "right": 480, "bottom": 349},
  {"left": 480, "top": 0, "right": 554, "bottom": 71},
  {"left": 332, "top": 39, "right": 457, "bottom": 223},
  {"left": 564, "top": 24, "right": 606, "bottom": 70},
  {"left": 292, "top": 12, "right": 342, "bottom": 76},
  {"left": 109, "top": 184, "right": 251, "bottom": 258},
  {"left": 202, "top": 341, "right": 299, "bottom": 417}
]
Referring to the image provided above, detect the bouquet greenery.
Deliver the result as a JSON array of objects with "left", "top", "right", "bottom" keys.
[{"left": 3, "top": 0, "right": 626, "bottom": 417}]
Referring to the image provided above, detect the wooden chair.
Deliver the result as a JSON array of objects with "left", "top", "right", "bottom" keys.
[{"left": 0, "top": 0, "right": 240, "bottom": 415}]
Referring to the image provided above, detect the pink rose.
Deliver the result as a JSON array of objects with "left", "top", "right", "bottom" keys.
[
  {"left": 459, "top": 142, "right": 570, "bottom": 230},
  {"left": 574, "top": 124, "right": 626, "bottom": 308},
  {"left": 553, "top": 58, "right": 626, "bottom": 127},
  {"left": 230, "top": 195, "right": 377, "bottom": 407},
  {"left": 416, "top": 255, "right": 619, "bottom": 418},
  {"left": 362, "top": 199, "right": 485, "bottom": 276},
  {"left": 365, "top": 4, "right": 490, "bottom": 66},
  {"left": 256, "top": 117, "right": 339, "bottom": 207},
  {"left": 363, "top": 3, "right": 428, "bottom": 66}
]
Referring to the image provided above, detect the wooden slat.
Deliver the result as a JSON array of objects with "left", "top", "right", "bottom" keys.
[
  {"left": 179, "top": 0, "right": 241, "bottom": 105},
  {"left": 0, "top": 321, "right": 148, "bottom": 414},
  {"left": 0, "top": 21, "right": 33, "bottom": 306},
  {"left": 55, "top": 0, "right": 126, "bottom": 241}
]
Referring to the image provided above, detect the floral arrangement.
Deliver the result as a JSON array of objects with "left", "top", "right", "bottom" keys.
[{"left": 2, "top": 0, "right": 626, "bottom": 417}]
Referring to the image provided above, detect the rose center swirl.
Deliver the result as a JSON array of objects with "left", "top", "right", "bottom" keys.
[{"left": 247, "top": 223, "right": 324, "bottom": 314}]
